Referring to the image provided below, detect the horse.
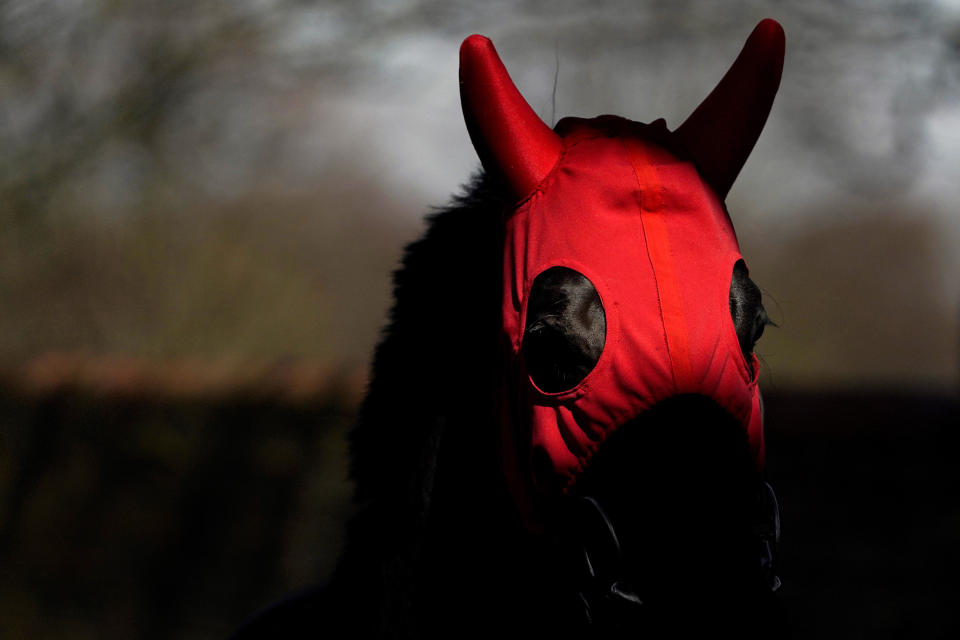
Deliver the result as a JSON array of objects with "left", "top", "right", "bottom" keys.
[{"left": 233, "top": 19, "right": 787, "bottom": 639}]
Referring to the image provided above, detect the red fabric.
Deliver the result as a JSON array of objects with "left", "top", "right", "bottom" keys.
[
  {"left": 458, "top": 22, "right": 783, "bottom": 529},
  {"left": 460, "top": 35, "right": 563, "bottom": 197},
  {"left": 499, "top": 117, "right": 763, "bottom": 527},
  {"left": 675, "top": 19, "right": 785, "bottom": 199}
]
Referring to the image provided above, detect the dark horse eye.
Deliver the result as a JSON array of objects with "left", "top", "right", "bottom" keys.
[
  {"left": 523, "top": 267, "right": 605, "bottom": 393},
  {"left": 728, "top": 260, "right": 769, "bottom": 365}
]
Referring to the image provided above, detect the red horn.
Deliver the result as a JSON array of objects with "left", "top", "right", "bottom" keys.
[
  {"left": 674, "top": 19, "right": 785, "bottom": 200},
  {"left": 460, "top": 35, "right": 563, "bottom": 198}
]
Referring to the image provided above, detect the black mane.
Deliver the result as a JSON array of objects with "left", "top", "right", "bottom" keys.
[
  {"left": 330, "top": 171, "right": 515, "bottom": 635},
  {"left": 232, "top": 172, "right": 785, "bottom": 639}
]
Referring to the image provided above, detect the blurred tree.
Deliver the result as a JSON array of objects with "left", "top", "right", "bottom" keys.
[{"left": 0, "top": 0, "right": 956, "bottom": 385}]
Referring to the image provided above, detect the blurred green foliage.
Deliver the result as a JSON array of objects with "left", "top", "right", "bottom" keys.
[
  {"left": 0, "top": 184, "right": 415, "bottom": 366},
  {"left": 1, "top": 0, "right": 957, "bottom": 386}
]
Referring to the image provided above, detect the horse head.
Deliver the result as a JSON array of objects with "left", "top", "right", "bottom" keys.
[
  {"left": 232, "top": 19, "right": 790, "bottom": 640},
  {"left": 455, "top": 19, "right": 785, "bottom": 634}
]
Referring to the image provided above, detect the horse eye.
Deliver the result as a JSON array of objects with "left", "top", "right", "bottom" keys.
[
  {"left": 752, "top": 308, "right": 769, "bottom": 343},
  {"left": 729, "top": 260, "right": 765, "bottom": 361},
  {"left": 522, "top": 267, "right": 605, "bottom": 393}
]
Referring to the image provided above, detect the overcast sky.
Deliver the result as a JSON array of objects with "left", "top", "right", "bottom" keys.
[{"left": 272, "top": 0, "right": 960, "bottom": 387}]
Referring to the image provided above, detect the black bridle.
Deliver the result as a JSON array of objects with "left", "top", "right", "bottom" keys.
[{"left": 556, "top": 481, "right": 782, "bottom": 631}]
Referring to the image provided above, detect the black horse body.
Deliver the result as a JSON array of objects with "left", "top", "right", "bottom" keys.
[
  {"left": 233, "top": 173, "right": 784, "bottom": 638},
  {"left": 335, "top": 173, "right": 784, "bottom": 638},
  {"left": 234, "top": 21, "right": 788, "bottom": 639}
]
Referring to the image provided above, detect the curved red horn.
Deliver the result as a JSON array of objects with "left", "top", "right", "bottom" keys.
[
  {"left": 460, "top": 35, "right": 563, "bottom": 198},
  {"left": 675, "top": 19, "right": 785, "bottom": 200}
]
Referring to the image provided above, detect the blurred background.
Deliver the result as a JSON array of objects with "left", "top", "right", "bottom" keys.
[{"left": 0, "top": 0, "right": 957, "bottom": 637}]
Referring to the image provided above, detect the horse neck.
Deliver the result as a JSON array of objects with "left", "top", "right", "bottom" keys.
[{"left": 333, "top": 172, "right": 526, "bottom": 631}]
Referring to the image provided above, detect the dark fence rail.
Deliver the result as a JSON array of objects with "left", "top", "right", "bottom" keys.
[
  {"left": 764, "top": 389, "right": 960, "bottom": 638},
  {"left": 0, "top": 356, "right": 362, "bottom": 640},
  {"left": 0, "top": 356, "right": 956, "bottom": 638}
]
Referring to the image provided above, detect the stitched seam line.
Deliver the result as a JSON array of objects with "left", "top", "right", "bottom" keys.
[{"left": 623, "top": 139, "right": 694, "bottom": 391}]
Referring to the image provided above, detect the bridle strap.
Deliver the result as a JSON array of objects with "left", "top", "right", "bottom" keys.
[
  {"left": 557, "top": 482, "right": 782, "bottom": 629},
  {"left": 757, "top": 480, "right": 782, "bottom": 592},
  {"left": 558, "top": 496, "right": 646, "bottom": 628}
]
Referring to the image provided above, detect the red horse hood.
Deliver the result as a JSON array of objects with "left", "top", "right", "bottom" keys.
[
  {"left": 460, "top": 21, "right": 784, "bottom": 529},
  {"left": 501, "top": 116, "right": 762, "bottom": 517}
]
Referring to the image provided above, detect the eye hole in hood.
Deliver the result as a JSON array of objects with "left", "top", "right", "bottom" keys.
[
  {"left": 729, "top": 260, "right": 772, "bottom": 372},
  {"left": 522, "top": 267, "right": 606, "bottom": 393}
]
